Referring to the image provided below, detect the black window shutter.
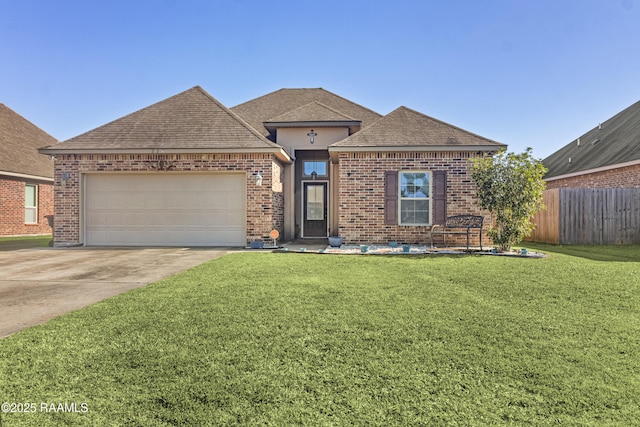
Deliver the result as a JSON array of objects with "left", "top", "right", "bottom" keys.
[
  {"left": 433, "top": 170, "right": 447, "bottom": 225},
  {"left": 384, "top": 171, "right": 398, "bottom": 225}
]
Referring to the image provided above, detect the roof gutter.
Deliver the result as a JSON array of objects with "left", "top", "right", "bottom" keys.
[
  {"left": 328, "top": 145, "right": 503, "bottom": 162},
  {"left": 545, "top": 158, "right": 640, "bottom": 182},
  {"left": 329, "top": 144, "right": 506, "bottom": 162},
  {"left": 38, "top": 147, "right": 293, "bottom": 163},
  {"left": 0, "top": 170, "right": 54, "bottom": 182},
  {"left": 329, "top": 145, "right": 504, "bottom": 152}
]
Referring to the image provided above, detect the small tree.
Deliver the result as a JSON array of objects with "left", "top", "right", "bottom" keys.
[{"left": 471, "top": 148, "right": 547, "bottom": 251}]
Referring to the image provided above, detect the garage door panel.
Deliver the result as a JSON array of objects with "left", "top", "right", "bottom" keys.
[
  {"left": 223, "top": 175, "right": 245, "bottom": 190},
  {"left": 188, "top": 210, "right": 218, "bottom": 225},
  {"left": 159, "top": 192, "right": 186, "bottom": 207},
  {"left": 223, "top": 194, "right": 245, "bottom": 209},
  {"left": 85, "top": 174, "right": 246, "bottom": 246},
  {"left": 206, "top": 210, "right": 228, "bottom": 223}
]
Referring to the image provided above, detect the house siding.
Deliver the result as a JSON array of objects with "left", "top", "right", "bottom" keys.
[
  {"left": 0, "top": 177, "right": 53, "bottom": 236},
  {"left": 336, "top": 151, "right": 490, "bottom": 245},
  {"left": 52, "top": 153, "right": 285, "bottom": 246},
  {"left": 546, "top": 163, "right": 640, "bottom": 189}
]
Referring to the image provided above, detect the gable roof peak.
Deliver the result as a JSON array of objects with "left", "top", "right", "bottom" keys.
[
  {"left": 331, "top": 104, "right": 505, "bottom": 150},
  {"left": 266, "top": 100, "right": 360, "bottom": 123},
  {"left": 40, "top": 86, "right": 289, "bottom": 159},
  {"left": 231, "top": 88, "right": 382, "bottom": 138}
]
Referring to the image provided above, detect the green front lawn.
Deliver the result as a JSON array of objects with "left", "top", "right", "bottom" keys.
[
  {"left": 0, "top": 235, "right": 52, "bottom": 250},
  {"left": 1, "top": 245, "right": 639, "bottom": 426}
]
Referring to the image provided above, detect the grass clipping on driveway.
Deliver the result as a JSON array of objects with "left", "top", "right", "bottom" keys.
[{"left": 1, "top": 246, "right": 639, "bottom": 426}]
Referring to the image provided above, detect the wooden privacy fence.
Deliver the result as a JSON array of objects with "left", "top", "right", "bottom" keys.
[{"left": 528, "top": 188, "right": 640, "bottom": 245}]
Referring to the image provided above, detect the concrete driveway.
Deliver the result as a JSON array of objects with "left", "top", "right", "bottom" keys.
[{"left": 0, "top": 247, "right": 231, "bottom": 338}]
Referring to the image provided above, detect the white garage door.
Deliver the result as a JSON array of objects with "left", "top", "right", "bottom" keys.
[{"left": 84, "top": 173, "right": 246, "bottom": 246}]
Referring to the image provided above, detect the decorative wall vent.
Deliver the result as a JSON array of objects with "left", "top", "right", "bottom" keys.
[{"left": 148, "top": 156, "right": 177, "bottom": 171}]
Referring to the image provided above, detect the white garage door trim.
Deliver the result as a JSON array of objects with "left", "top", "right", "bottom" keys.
[{"left": 83, "top": 173, "right": 246, "bottom": 246}]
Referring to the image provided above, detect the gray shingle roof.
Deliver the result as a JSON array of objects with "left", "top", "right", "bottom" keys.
[
  {"left": 231, "top": 88, "right": 382, "bottom": 138},
  {"left": 544, "top": 100, "right": 640, "bottom": 178},
  {"left": 266, "top": 101, "right": 359, "bottom": 123},
  {"left": 42, "top": 86, "right": 281, "bottom": 152},
  {"left": 0, "top": 103, "right": 56, "bottom": 179},
  {"left": 330, "top": 106, "right": 505, "bottom": 149}
]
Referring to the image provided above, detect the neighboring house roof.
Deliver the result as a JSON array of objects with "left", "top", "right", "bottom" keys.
[
  {"left": 330, "top": 106, "right": 506, "bottom": 151},
  {"left": 40, "top": 86, "right": 290, "bottom": 161},
  {"left": 231, "top": 88, "right": 382, "bottom": 138},
  {"left": 544, "top": 99, "right": 640, "bottom": 179},
  {"left": 0, "top": 103, "right": 56, "bottom": 180}
]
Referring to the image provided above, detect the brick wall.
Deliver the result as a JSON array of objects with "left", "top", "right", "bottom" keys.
[
  {"left": 0, "top": 177, "right": 54, "bottom": 236},
  {"left": 546, "top": 163, "right": 640, "bottom": 189},
  {"left": 336, "top": 151, "right": 491, "bottom": 246},
  {"left": 52, "top": 153, "right": 285, "bottom": 246}
]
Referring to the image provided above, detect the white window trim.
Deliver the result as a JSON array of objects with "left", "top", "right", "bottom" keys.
[
  {"left": 25, "top": 184, "right": 38, "bottom": 224},
  {"left": 398, "top": 170, "right": 432, "bottom": 226}
]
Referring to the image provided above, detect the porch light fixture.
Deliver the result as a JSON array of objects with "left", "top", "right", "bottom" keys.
[
  {"left": 307, "top": 129, "right": 317, "bottom": 145},
  {"left": 254, "top": 172, "right": 263, "bottom": 186}
]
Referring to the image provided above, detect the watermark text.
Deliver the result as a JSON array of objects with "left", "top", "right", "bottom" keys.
[{"left": 1, "top": 402, "right": 88, "bottom": 414}]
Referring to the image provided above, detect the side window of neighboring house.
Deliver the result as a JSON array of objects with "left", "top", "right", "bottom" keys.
[
  {"left": 25, "top": 184, "right": 38, "bottom": 224},
  {"left": 385, "top": 170, "right": 447, "bottom": 226},
  {"left": 399, "top": 171, "right": 431, "bottom": 225}
]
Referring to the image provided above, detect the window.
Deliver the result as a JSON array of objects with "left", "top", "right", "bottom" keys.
[
  {"left": 399, "top": 171, "right": 431, "bottom": 225},
  {"left": 303, "top": 160, "right": 328, "bottom": 178},
  {"left": 385, "top": 170, "right": 446, "bottom": 226},
  {"left": 306, "top": 184, "right": 325, "bottom": 220},
  {"left": 25, "top": 184, "right": 38, "bottom": 224}
]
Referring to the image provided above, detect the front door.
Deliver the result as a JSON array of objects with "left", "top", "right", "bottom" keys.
[{"left": 303, "top": 182, "right": 327, "bottom": 237}]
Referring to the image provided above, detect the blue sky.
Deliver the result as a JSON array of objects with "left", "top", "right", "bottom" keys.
[{"left": 1, "top": 0, "right": 638, "bottom": 158}]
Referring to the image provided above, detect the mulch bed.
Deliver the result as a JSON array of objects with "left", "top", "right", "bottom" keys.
[{"left": 280, "top": 245, "right": 546, "bottom": 257}]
